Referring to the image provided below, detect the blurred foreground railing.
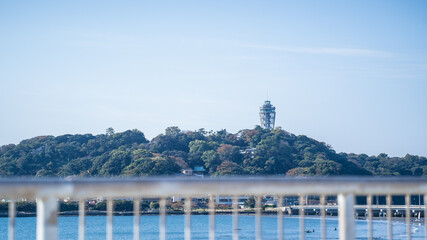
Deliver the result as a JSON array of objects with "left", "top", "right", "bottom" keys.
[{"left": 1, "top": 177, "right": 427, "bottom": 240}]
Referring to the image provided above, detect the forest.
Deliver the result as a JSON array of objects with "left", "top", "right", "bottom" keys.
[{"left": 0, "top": 126, "right": 426, "bottom": 177}]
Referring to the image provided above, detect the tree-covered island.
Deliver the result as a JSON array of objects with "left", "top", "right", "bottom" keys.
[{"left": 0, "top": 126, "right": 425, "bottom": 177}]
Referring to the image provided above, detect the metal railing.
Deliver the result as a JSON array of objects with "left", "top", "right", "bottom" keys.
[{"left": 1, "top": 177, "right": 427, "bottom": 240}]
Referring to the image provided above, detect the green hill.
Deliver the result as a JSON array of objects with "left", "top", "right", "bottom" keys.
[{"left": 0, "top": 126, "right": 425, "bottom": 177}]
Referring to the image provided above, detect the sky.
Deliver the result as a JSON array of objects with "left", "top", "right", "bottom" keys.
[{"left": 1, "top": 1, "right": 426, "bottom": 157}]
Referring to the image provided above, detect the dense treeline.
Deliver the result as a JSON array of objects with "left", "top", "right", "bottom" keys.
[{"left": 0, "top": 126, "right": 425, "bottom": 177}]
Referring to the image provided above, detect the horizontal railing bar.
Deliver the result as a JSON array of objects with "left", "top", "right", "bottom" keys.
[{"left": 0, "top": 177, "right": 427, "bottom": 199}]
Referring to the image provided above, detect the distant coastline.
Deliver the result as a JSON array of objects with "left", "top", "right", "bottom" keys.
[{"left": 0, "top": 210, "right": 423, "bottom": 222}]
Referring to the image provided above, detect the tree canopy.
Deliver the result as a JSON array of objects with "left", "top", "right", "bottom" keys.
[{"left": 0, "top": 127, "right": 425, "bottom": 177}]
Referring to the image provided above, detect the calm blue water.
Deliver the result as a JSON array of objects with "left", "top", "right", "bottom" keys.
[{"left": 0, "top": 215, "right": 425, "bottom": 239}]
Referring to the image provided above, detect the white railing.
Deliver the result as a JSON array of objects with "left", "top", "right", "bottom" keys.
[{"left": 1, "top": 177, "right": 427, "bottom": 240}]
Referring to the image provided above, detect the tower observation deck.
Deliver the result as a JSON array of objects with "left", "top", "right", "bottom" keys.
[{"left": 259, "top": 100, "right": 276, "bottom": 129}]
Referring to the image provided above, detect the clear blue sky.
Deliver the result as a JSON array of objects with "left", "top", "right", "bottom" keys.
[{"left": 1, "top": 1, "right": 426, "bottom": 157}]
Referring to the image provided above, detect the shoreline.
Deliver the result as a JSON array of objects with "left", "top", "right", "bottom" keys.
[{"left": 0, "top": 210, "right": 424, "bottom": 223}]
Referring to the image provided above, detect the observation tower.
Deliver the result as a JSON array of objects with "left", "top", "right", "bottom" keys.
[{"left": 259, "top": 100, "right": 276, "bottom": 129}]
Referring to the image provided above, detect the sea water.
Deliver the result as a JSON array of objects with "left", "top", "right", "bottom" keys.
[{"left": 0, "top": 215, "right": 425, "bottom": 239}]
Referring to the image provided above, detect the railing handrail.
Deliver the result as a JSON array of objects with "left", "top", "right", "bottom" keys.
[
  {"left": 1, "top": 176, "right": 427, "bottom": 199},
  {"left": 2, "top": 176, "right": 427, "bottom": 240}
]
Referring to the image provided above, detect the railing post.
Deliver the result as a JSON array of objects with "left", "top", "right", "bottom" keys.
[
  {"left": 209, "top": 195, "right": 216, "bottom": 240},
  {"left": 320, "top": 195, "right": 326, "bottom": 240},
  {"left": 159, "top": 198, "right": 166, "bottom": 240},
  {"left": 232, "top": 196, "right": 239, "bottom": 240},
  {"left": 338, "top": 193, "right": 355, "bottom": 240},
  {"left": 255, "top": 196, "right": 262, "bottom": 240},
  {"left": 106, "top": 198, "right": 114, "bottom": 240},
  {"left": 78, "top": 199, "right": 86, "bottom": 240},
  {"left": 299, "top": 195, "right": 305, "bottom": 240},
  {"left": 184, "top": 197, "right": 192, "bottom": 240},
  {"left": 8, "top": 200, "right": 16, "bottom": 240},
  {"left": 36, "top": 196, "right": 58, "bottom": 240},
  {"left": 277, "top": 196, "right": 283, "bottom": 240},
  {"left": 133, "top": 198, "right": 140, "bottom": 240}
]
